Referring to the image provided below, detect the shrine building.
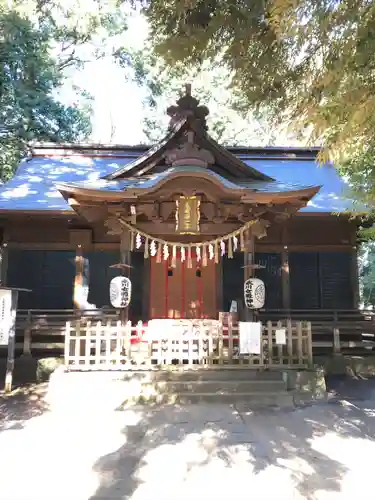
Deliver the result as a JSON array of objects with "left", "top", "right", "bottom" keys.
[{"left": 0, "top": 87, "right": 357, "bottom": 325}]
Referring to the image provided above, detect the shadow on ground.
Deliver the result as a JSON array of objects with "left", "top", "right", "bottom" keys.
[
  {"left": 88, "top": 386, "right": 375, "bottom": 500},
  {"left": 0, "top": 383, "right": 48, "bottom": 431},
  {"left": 2, "top": 372, "right": 375, "bottom": 499},
  {"left": 326, "top": 374, "right": 375, "bottom": 401},
  {"left": 0, "top": 357, "right": 48, "bottom": 431}
]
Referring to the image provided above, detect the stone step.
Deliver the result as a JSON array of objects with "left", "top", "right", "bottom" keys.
[
  {"left": 117, "top": 369, "right": 285, "bottom": 383},
  {"left": 120, "top": 391, "right": 295, "bottom": 408},
  {"left": 47, "top": 369, "right": 292, "bottom": 411},
  {"left": 142, "top": 379, "right": 287, "bottom": 394}
]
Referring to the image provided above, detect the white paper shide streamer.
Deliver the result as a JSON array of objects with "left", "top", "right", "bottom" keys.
[{"left": 119, "top": 218, "right": 260, "bottom": 265}]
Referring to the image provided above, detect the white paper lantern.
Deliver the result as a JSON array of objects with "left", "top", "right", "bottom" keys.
[
  {"left": 110, "top": 276, "right": 132, "bottom": 308},
  {"left": 244, "top": 278, "right": 265, "bottom": 309}
]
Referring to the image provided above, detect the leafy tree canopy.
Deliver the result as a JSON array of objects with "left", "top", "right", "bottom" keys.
[
  {"left": 0, "top": 0, "right": 128, "bottom": 180},
  {"left": 123, "top": 48, "right": 287, "bottom": 145},
  {"left": 143, "top": 0, "right": 375, "bottom": 163},
  {"left": 137, "top": 0, "right": 375, "bottom": 242}
]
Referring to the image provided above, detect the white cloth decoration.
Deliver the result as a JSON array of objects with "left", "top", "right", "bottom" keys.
[
  {"left": 150, "top": 240, "right": 157, "bottom": 257},
  {"left": 163, "top": 244, "right": 169, "bottom": 260},
  {"left": 208, "top": 244, "right": 214, "bottom": 260},
  {"left": 233, "top": 236, "right": 238, "bottom": 252},
  {"left": 196, "top": 246, "right": 201, "bottom": 262},
  {"left": 220, "top": 240, "right": 225, "bottom": 256},
  {"left": 181, "top": 247, "right": 186, "bottom": 262},
  {"left": 136, "top": 233, "right": 142, "bottom": 249}
]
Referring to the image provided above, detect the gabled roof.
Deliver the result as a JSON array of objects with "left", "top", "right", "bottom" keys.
[
  {"left": 0, "top": 84, "right": 355, "bottom": 215},
  {"left": 104, "top": 118, "right": 273, "bottom": 182},
  {"left": 0, "top": 148, "right": 351, "bottom": 213},
  {"left": 104, "top": 86, "right": 273, "bottom": 182}
]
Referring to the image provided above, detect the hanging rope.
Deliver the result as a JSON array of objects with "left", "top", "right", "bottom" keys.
[{"left": 118, "top": 217, "right": 257, "bottom": 249}]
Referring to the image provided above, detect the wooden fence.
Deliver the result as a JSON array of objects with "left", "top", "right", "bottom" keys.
[
  {"left": 63, "top": 316, "right": 312, "bottom": 370},
  {"left": 0, "top": 308, "right": 374, "bottom": 359}
]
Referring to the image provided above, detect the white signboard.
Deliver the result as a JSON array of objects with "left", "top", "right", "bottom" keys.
[
  {"left": 239, "top": 322, "right": 262, "bottom": 354},
  {"left": 0, "top": 290, "right": 12, "bottom": 345},
  {"left": 275, "top": 329, "right": 286, "bottom": 345},
  {"left": 230, "top": 300, "right": 238, "bottom": 313}
]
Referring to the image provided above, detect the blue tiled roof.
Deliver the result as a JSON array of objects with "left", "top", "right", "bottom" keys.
[
  {"left": 0, "top": 156, "right": 132, "bottom": 212},
  {"left": 0, "top": 153, "right": 352, "bottom": 213},
  {"left": 245, "top": 159, "right": 351, "bottom": 212},
  {"left": 59, "top": 165, "right": 307, "bottom": 193}
]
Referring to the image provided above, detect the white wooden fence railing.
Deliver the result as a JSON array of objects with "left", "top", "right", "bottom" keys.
[
  {"left": 1, "top": 308, "right": 374, "bottom": 359},
  {"left": 64, "top": 315, "right": 313, "bottom": 370}
]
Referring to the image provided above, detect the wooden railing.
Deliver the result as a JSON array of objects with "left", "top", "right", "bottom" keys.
[
  {"left": 64, "top": 316, "right": 312, "bottom": 370},
  {"left": 257, "top": 309, "right": 375, "bottom": 354},
  {"left": 0, "top": 308, "right": 374, "bottom": 358}
]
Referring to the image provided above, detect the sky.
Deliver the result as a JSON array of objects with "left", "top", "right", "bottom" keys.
[
  {"left": 60, "top": 10, "right": 150, "bottom": 145},
  {"left": 57, "top": 9, "right": 302, "bottom": 148}
]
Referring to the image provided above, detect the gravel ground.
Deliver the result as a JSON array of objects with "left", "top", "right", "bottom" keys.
[{"left": 1, "top": 377, "right": 375, "bottom": 500}]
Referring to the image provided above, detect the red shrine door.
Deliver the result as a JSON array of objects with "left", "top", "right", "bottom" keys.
[{"left": 149, "top": 253, "right": 217, "bottom": 319}]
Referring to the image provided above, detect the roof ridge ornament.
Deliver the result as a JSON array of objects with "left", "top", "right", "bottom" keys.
[
  {"left": 164, "top": 137, "right": 215, "bottom": 168},
  {"left": 167, "top": 83, "right": 210, "bottom": 131}
]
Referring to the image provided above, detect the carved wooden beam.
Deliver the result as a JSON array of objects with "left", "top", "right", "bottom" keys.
[
  {"left": 79, "top": 206, "right": 108, "bottom": 222},
  {"left": 104, "top": 217, "right": 123, "bottom": 235},
  {"left": 200, "top": 202, "right": 215, "bottom": 221},
  {"left": 160, "top": 202, "right": 176, "bottom": 221},
  {"left": 251, "top": 219, "right": 270, "bottom": 239}
]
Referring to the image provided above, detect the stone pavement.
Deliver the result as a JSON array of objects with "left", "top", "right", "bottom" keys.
[{"left": 1, "top": 385, "right": 375, "bottom": 500}]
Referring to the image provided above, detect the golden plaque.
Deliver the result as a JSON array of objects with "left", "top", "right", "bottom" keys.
[{"left": 175, "top": 196, "right": 200, "bottom": 234}]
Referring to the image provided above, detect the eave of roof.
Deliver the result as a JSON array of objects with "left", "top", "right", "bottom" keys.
[
  {"left": 30, "top": 142, "right": 321, "bottom": 160},
  {"left": 0, "top": 150, "right": 356, "bottom": 214},
  {"left": 56, "top": 167, "right": 320, "bottom": 206}
]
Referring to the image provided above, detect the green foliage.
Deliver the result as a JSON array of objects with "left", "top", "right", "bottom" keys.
[
  {"left": 0, "top": 0, "right": 129, "bottom": 181},
  {"left": 0, "top": 8, "right": 91, "bottom": 180},
  {"left": 142, "top": 0, "right": 375, "bottom": 213},
  {"left": 120, "top": 46, "right": 285, "bottom": 145}
]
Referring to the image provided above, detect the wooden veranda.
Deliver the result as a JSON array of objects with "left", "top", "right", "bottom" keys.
[{"left": 2, "top": 308, "right": 375, "bottom": 361}]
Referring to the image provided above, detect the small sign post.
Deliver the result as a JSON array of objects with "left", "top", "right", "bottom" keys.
[{"left": 0, "top": 287, "right": 31, "bottom": 393}]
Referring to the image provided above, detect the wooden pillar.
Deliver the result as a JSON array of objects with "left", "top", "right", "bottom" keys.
[
  {"left": 244, "top": 236, "right": 255, "bottom": 321},
  {"left": 350, "top": 245, "right": 359, "bottom": 308},
  {"left": 0, "top": 228, "right": 10, "bottom": 285},
  {"left": 142, "top": 257, "right": 150, "bottom": 322},
  {"left": 216, "top": 259, "right": 223, "bottom": 317},
  {"left": 281, "top": 226, "right": 291, "bottom": 312},
  {"left": 348, "top": 221, "right": 360, "bottom": 309},
  {"left": 70, "top": 229, "right": 92, "bottom": 312},
  {"left": 120, "top": 229, "right": 131, "bottom": 325},
  {"left": 73, "top": 244, "right": 84, "bottom": 311},
  {"left": 4, "top": 290, "right": 18, "bottom": 393}
]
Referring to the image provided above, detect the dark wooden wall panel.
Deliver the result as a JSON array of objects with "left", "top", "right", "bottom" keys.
[
  {"left": 289, "top": 251, "right": 353, "bottom": 309},
  {"left": 86, "top": 251, "right": 119, "bottom": 308},
  {"left": 7, "top": 250, "right": 75, "bottom": 309},
  {"left": 222, "top": 254, "right": 243, "bottom": 312},
  {"left": 319, "top": 252, "right": 353, "bottom": 309},
  {"left": 289, "top": 252, "right": 320, "bottom": 309}
]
